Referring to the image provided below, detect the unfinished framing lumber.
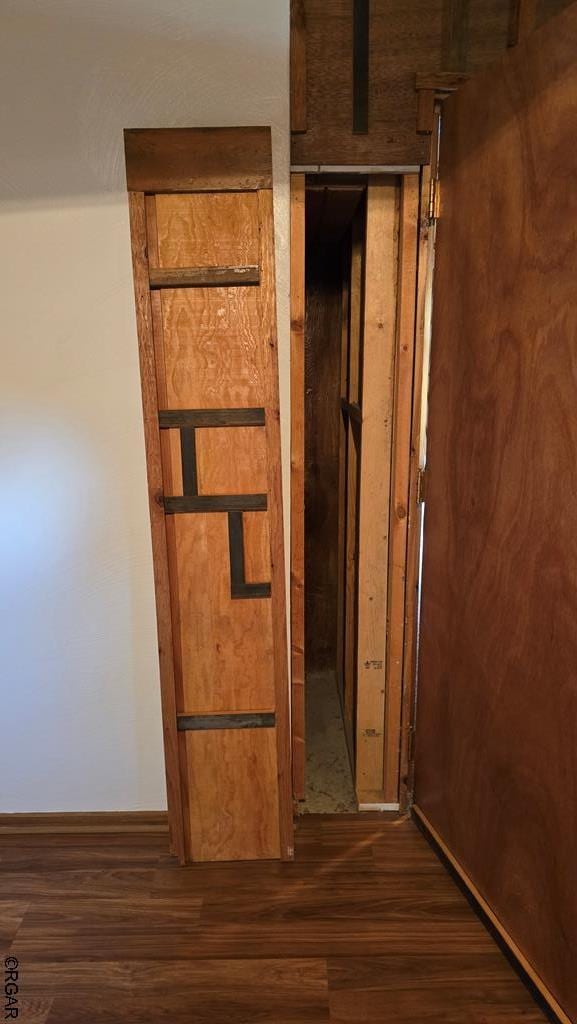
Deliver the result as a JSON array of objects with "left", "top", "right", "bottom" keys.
[
  {"left": 399, "top": 118, "right": 440, "bottom": 812},
  {"left": 343, "top": 205, "right": 365, "bottom": 757},
  {"left": 383, "top": 174, "right": 419, "bottom": 805},
  {"left": 355, "top": 177, "right": 398, "bottom": 805},
  {"left": 336, "top": 248, "right": 350, "bottom": 713},
  {"left": 290, "top": 173, "right": 306, "bottom": 801},
  {"left": 257, "top": 187, "right": 294, "bottom": 859}
]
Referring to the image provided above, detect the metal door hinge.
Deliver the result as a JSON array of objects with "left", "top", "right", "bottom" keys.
[
  {"left": 417, "top": 468, "right": 428, "bottom": 504},
  {"left": 428, "top": 175, "right": 440, "bottom": 222}
]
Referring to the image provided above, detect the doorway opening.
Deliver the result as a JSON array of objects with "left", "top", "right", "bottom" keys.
[
  {"left": 301, "top": 176, "right": 367, "bottom": 813},
  {"left": 292, "top": 169, "right": 424, "bottom": 816}
]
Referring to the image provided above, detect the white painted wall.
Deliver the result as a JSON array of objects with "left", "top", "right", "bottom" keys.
[{"left": 0, "top": 0, "right": 289, "bottom": 811}]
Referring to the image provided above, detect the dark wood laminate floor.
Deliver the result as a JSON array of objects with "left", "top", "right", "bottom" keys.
[{"left": 2, "top": 815, "right": 547, "bottom": 1023}]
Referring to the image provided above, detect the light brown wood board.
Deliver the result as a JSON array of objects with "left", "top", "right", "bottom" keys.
[{"left": 355, "top": 177, "right": 398, "bottom": 803}]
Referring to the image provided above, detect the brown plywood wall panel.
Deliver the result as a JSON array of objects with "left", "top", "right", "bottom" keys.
[
  {"left": 290, "top": 0, "right": 537, "bottom": 166},
  {"left": 414, "top": 7, "right": 577, "bottom": 1019},
  {"left": 126, "top": 127, "right": 292, "bottom": 864}
]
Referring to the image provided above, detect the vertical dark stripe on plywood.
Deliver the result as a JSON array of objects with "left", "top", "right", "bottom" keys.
[
  {"left": 228, "top": 510, "right": 272, "bottom": 600},
  {"left": 353, "top": 0, "right": 370, "bottom": 134},
  {"left": 180, "top": 427, "right": 198, "bottom": 496}
]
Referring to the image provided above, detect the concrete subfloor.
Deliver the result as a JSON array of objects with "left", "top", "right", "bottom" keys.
[{"left": 299, "top": 670, "right": 357, "bottom": 814}]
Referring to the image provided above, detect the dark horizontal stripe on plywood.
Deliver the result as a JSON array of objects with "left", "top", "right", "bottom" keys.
[
  {"left": 159, "top": 408, "right": 265, "bottom": 429},
  {"left": 231, "top": 582, "right": 271, "bottom": 599},
  {"left": 353, "top": 0, "right": 370, "bottom": 134},
  {"left": 177, "top": 713, "right": 276, "bottom": 731},
  {"left": 163, "top": 494, "right": 268, "bottom": 514},
  {"left": 149, "top": 265, "right": 260, "bottom": 289}
]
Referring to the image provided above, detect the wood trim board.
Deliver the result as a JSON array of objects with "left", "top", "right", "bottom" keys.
[
  {"left": 124, "top": 127, "right": 272, "bottom": 192},
  {"left": 355, "top": 177, "right": 398, "bottom": 804},
  {"left": 128, "top": 191, "right": 185, "bottom": 862},
  {"left": 383, "top": 173, "right": 419, "bottom": 805},
  {"left": 0, "top": 812, "right": 169, "bottom": 835},
  {"left": 290, "top": 173, "right": 306, "bottom": 801}
]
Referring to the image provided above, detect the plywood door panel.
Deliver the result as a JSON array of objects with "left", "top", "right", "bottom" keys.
[
  {"left": 155, "top": 193, "right": 259, "bottom": 268},
  {"left": 172, "top": 513, "right": 275, "bottom": 715},
  {"left": 183, "top": 727, "right": 280, "bottom": 862},
  {"left": 160, "top": 288, "right": 266, "bottom": 409},
  {"left": 414, "top": 8, "right": 577, "bottom": 1019},
  {"left": 126, "top": 127, "right": 292, "bottom": 864},
  {"left": 195, "top": 427, "right": 268, "bottom": 495}
]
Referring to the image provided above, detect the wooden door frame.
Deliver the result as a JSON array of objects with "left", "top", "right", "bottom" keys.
[
  {"left": 289, "top": 166, "right": 427, "bottom": 810},
  {"left": 127, "top": 127, "right": 293, "bottom": 862}
]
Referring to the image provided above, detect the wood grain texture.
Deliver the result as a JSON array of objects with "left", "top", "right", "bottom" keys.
[
  {"left": 171, "top": 512, "right": 275, "bottom": 714},
  {"left": 184, "top": 728, "right": 281, "bottom": 862},
  {"left": 0, "top": 813, "right": 168, "bottom": 835},
  {"left": 355, "top": 179, "right": 398, "bottom": 803},
  {"left": 415, "top": 8, "right": 577, "bottom": 1020},
  {"left": 257, "top": 189, "right": 294, "bottom": 860},
  {"left": 194, "top": 426, "right": 268, "bottom": 496},
  {"left": 155, "top": 192, "right": 259, "bottom": 268},
  {"left": 160, "top": 287, "right": 266, "bottom": 410},
  {"left": 4, "top": 816, "right": 548, "bottom": 1023},
  {"left": 125, "top": 127, "right": 272, "bottom": 192},
  {"left": 290, "top": 174, "right": 306, "bottom": 799},
  {"left": 127, "top": 192, "right": 185, "bottom": 863},
  {"left": 243, "top": 511, "right": 272, "bottom": 584},
  {"left": 509, "top": 0, "right": 538, "bottom": 43},
  {"left": 291, "top": 0, "right": 307, "bottom": 132},
  {"left": 384, "top": 175, "right": 419, "bottom": 805},
  {"left": 414, "top": 806, "right": 573, "bottom": 1024}
]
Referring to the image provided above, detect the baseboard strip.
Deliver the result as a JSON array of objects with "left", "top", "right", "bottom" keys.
[
  {"left": 358, "top": 802, "right": 400, "bottom": 811},
  {"left": 412, "top": 805, "right": 571, "bottom": 1024},
  {"left": 0, "top": 811, "right": 169, "bottom": 835}
]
